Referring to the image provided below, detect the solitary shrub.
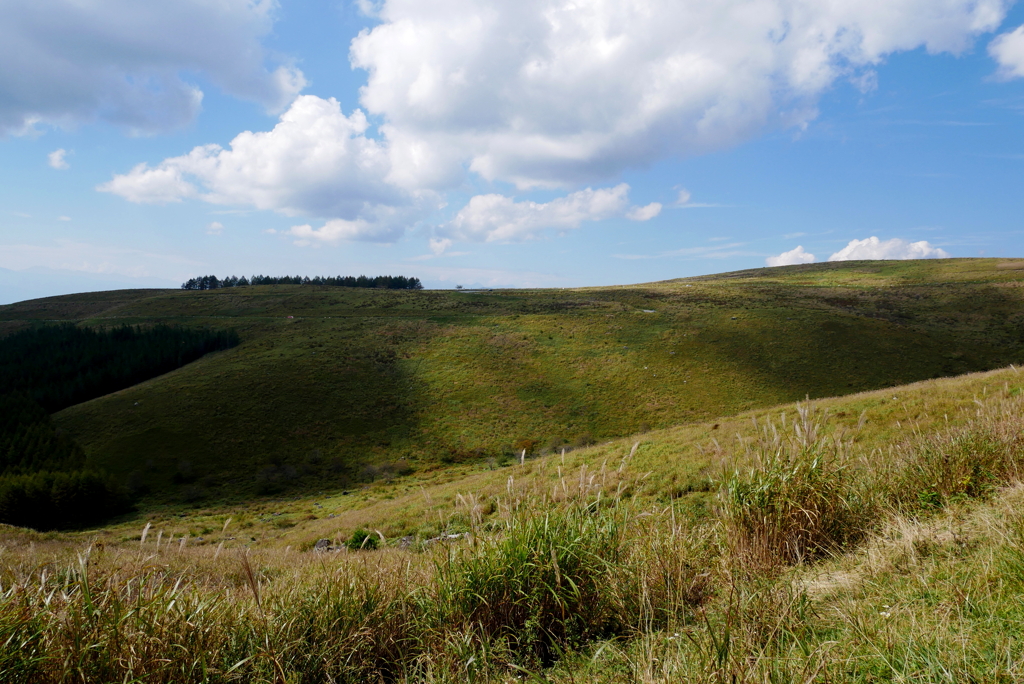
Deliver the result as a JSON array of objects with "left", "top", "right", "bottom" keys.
[
  {"left": 573, "top": 432, "right": 595, "bottom": 448},
  {"left": 513, "top": 438, "right": 539, "bottom": 455},
  {"left": 347, "top": 528, "right": 379, "bottom": 550}
]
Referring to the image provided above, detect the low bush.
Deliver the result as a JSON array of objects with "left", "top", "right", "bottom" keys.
[{"left": 347, "top": 528, "right": 379, "bottom": 550}]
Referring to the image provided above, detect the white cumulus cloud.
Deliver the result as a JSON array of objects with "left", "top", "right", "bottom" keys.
[
  {"left": 285, "top": 203, "right": 416, "bottom": 245},
  {"left": 100, "top": 163, "right": 198, "bottom": 204},
  {"left": 429, "top": 237, "right": 453, "bottom": 255},
  {"left": 446, "top": 184, "right": 636, "bottom": 242},
  {"left": 98, "top": 96, "right": 407, "bottom": 227},
  {"left": 626, "top": 202, "right": 662, "bottom": 221},
  {"left": 207, "top": 221, "right": 224, "bottom": 235},
  {"left": 0, "top": 0, "right": 304, "bottom": 135},
  {"left": 766, "top": 245, "right": 816, "bottom": 267},
  {"left": 351, "top": 0, "right": 1007, "bottom": 189},
  {"left": 990, "top": 25, "right": 1024, "bottom": 79},
  {"left": 97, "top": 0, "right": 1011, "bottom": 247},
  {"left": 828, "top": 236, "right": 950, "bottom": 261},
  {"left": 48, "top": 148, "right": 69, "bottom": 170}
]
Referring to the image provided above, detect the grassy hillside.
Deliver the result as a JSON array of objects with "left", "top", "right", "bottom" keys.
[
  {"left": 62, "top": 363, "right": 1021, "bottom": 553},
  {"left": 2, "top": 257, "right": 1024, "bottom": 505},
  {"left": 3, "top": 365, "right": 1024, "bottom": 682}
]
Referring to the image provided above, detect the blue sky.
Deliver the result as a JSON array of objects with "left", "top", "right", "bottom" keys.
[{"left": 2, "top": 0, "right": 1024, "bottom": 303}]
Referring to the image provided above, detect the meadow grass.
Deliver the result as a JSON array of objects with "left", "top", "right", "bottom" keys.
[
  {"left": 2, "top": 258, "right": 1024, "bottom": 505},
  {"left": 4, "top": 367, "right": 1024, "bottom": 681}
]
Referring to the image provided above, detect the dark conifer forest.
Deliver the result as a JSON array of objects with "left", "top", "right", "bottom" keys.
[
  {"left": 0, "top": 323, "right": 239, "bottom": 529},
  {"left": 0, "top": 323, "right": 239, "bottom": 413},
  {"left": 0, "top": 393, "right": 131, "bottom": 530}
]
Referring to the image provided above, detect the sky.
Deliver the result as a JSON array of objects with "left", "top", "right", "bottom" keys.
[{"left": 1, "top": 0, "right": 1024, "bottom": 303}]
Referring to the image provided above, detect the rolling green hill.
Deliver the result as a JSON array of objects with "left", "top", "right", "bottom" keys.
[{"left": 2, "top": 257, "right": 1023, "bottom": 505}]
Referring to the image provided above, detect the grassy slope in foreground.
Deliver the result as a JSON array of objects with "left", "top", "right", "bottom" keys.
[
  {"left": 2, "top": 257, "right": 1023, "bottom": 505},
  {"left": 3, "top": 365, "right": 1024, "bottom": 682}
]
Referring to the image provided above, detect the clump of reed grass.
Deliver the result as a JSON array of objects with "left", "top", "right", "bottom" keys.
[
  {"left": 879, "top": 391, "right": 1024, "bottom": 512},
  {"left": 623, "top": 511, "right": 717, "bottom": 632},
  {"left": 721, "top": 404, "right": 871, "bottom": 568},
  {"left": 433, "top": 502, "right": 628, "bottom": 668}
]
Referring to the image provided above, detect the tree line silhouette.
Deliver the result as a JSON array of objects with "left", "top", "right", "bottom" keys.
[
  {"left": 0, "top": 323, "right": 239, "bottom": 529},
  {"left": 181, "top": 274, "right": 424, "bottom": 290}
]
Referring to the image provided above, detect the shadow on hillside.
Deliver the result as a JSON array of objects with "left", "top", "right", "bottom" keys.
[
  {"left": 684, "top": 281, "right": 1024, "bottom": 405},
  {"left": 47, "top": 278, "right": 1024, "bottom": 507}
]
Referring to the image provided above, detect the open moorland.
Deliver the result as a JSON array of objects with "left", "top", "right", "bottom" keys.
[
  {"left": 2, "top": 258, "right": 1024, "bottom": 506},
  {"left": 3, "top": 258, "right": 1024, "bottom": 682}
]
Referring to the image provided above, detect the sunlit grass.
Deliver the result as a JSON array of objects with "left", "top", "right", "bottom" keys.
[
  {"left": 0, "top": 258, "right": 1021, "bottom": 506},
  {"left": 5, "top": 366, "right": 1024, "bottom": 681}
]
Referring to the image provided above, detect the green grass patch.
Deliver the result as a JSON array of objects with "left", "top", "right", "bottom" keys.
[{"left": 2, "top": 258, "right": 1023, "bottom": 510}]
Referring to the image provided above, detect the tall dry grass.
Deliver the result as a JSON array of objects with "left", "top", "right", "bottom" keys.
[
  {"left": 720, "top": 403, "right": 872, "bottom": 569},
  {"left": 4, "top": 387, "right": 1024, "bottom": 682},
  {"left": 0, "top": 465, "right": 717, "bottom": 683}
]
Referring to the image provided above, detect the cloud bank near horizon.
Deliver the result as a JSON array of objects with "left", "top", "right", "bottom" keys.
[{"left": 766, "top": 237, "right": 951, "bottom": 267}]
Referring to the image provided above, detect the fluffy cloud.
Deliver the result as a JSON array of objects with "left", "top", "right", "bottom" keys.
[
  {"left": 828, "top": 236, "right": 950, "bottom": 261},
  {"left": 446, "top": 184, "right": 657, "bottom": 242},
  {"left": 0, "top": 0, "right": 304, "bottom": 135},
  {"left": 101, "top": 163, "right": 197, "bottom": 204},
  {"left": 97, "top": 0, "right": 1010, "bottom": 246},
  {"left": 990, "top": 25, "right": 1024, "bottom": 79},
  {"left": 48, "top": 148, "right": 69, "bottom": 170},
  {"left": 626, "top": 203, "right": 663, "bottom": 221},
  {"left": 285, "top": 203, "right": 417, "bottom": 245},
  {"left": 766, "top": 245, "right": 816, "bottom": 267},
  {"left": 352, "top": 0, "right": 1007, "bottom": 189},
  {"left": 429, "top": 237, "right": 453, "bottom": 255},
  {"left": 98, "top": 96, "right": 406, "bottom": 226}
]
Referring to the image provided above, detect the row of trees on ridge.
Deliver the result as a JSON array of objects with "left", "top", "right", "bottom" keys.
[{"left": 181, "top": 274, "right": 424, "bottom": 290}]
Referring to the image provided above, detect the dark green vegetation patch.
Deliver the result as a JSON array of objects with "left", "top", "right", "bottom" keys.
[
  {"left": 0, "top": 393, "right": 84, "bottom": 476},
  {"left": 0, "top": 394, "right": 130, "bottom": 530},
  {"left": 182, "top": 273, "right": 423, "bottom": 290},
  {"left": 0, "top": 323, "right": 239, "bottom": 412},
  {"left": 0, "top": 323, "right": 238, "bottom": 529}
]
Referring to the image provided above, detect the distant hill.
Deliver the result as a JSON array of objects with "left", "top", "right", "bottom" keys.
[{"left": 2, "top": 257, "right": 1023, "bottom": 505}]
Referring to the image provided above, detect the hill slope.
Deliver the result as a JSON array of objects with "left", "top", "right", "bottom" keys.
[
  {"left": 2, "top": 257, "right": 1023, "bottom": 504},
  {"left": 3, "top": 361, "right": 1024, "bottom": 682}
]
